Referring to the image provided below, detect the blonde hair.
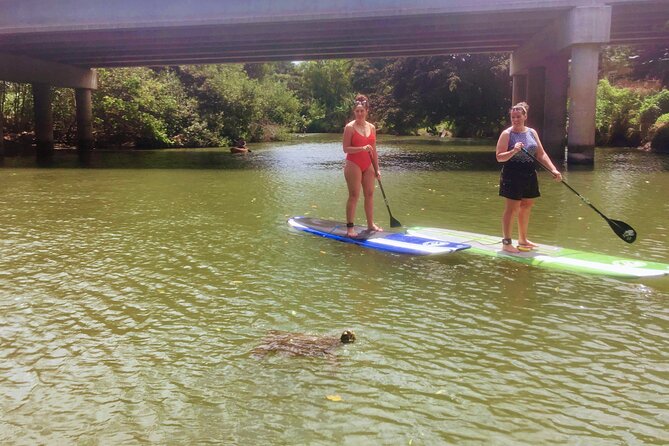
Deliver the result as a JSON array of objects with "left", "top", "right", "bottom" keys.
[{"left": 510, "top": 102, "right": 529, "bottom": 115}]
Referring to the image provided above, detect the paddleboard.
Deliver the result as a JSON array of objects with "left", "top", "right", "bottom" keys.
[
  {"left": 288, "top": 217, "right": 470, "bottom": 256},
  {"left": 407, "top": 227, "right": 669, "bottom": 278}
]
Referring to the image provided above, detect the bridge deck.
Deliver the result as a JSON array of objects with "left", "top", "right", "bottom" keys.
[{"left": 0, "top": 0, "right": 666, "bottom": 67}]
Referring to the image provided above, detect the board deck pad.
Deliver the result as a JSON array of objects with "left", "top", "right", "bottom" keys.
[
  {"left": 408, "top": 226, "right": 669, "bottom": 278},
  {"left": 288, "top": 217, "right": 470, "bottom": 256}
]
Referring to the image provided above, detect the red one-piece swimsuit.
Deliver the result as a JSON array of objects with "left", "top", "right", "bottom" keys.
[{"left": 346, "top": 128, "right": 375, "bottom": 172}]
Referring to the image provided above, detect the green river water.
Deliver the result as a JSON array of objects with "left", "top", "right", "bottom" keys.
[{"left": 1, "top": 135, "right": 668, "bottom": 445}]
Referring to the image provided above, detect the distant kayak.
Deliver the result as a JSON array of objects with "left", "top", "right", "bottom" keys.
[
  {"left": 288, "top": 217, "right": 470, "bottom": 256},
  {"left": 230, "top": 147, "right": 250, "bottom": 154},
  {"left": 408, "top": 226, "right": 669, "bottom": 278}
]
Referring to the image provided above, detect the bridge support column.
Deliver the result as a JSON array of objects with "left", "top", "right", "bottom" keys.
[
  {"left": 75, "top": 88, "right": 94, "bottom": 165},
  {"left": 0, "top": 104, "right": 4, "bottom": 164},
  {"left": 512, "top": 74, "right": 527, "bottom": 105},
  {"left": 510, "top": 5, "right": 610, "bottom": 166},
  {"left": 32, "top": 83, "right": 54, "bottom": 166},
  {"left": 567, "top": 44, "right": 600, "bottom": 165},
  {"left": 526, "top": 67, "right": 546, "bottom": 137},
  {"left": 543, "top": 54, "right": 569, "bottom": 163}
]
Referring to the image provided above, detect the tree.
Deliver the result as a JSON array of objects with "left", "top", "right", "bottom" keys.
[
  {"left": 296, "top": 60, "right": 355, "bottom": 132},
  {"left": 351, "top": 55, "right": 510, "bottom": 136}
]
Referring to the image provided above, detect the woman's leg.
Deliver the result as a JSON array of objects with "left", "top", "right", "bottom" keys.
[
  {"left": 344, "top": 160, "right": 362, "bottom": 236},
  {"left": 502, "top": 198, "right": 521, "bottom": 253},
  {"left": 361, "top": 166, "right": 382, "bottom": 231},
  {"left": 517, "top": 198, "right": 537, "bottom": 247}
]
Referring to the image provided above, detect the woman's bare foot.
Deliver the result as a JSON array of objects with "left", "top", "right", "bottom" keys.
[
  {"left": 346, "top": 228, "right": 358, "bottom": 238},
  {"left": 502, "top": 244, "right": 521, "bottom": 253},
  {"left": 502, "top": 238, "right": 520, "bottom": 253},
  {"left": 368, "top": 223, "right": 383, "bottom": 232}
]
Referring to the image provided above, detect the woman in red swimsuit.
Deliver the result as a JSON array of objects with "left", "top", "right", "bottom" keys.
[{"left": 342, "top": 94, "right": 382, "bottom": 238}]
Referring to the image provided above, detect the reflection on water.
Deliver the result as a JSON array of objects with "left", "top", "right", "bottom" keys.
[{"left": 1, "top": 135, "right": 668, "bottom": 444}]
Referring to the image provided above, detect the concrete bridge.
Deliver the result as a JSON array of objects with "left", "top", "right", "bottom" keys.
[{"left": 1, "top": 0, "right": 668, "bottom": 165}]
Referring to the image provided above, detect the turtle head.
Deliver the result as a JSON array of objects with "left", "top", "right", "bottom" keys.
[{"left": 340, "top": 330, "right": 356, "bottom": 344}]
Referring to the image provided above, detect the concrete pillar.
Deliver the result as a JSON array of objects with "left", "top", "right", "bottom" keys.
[
  {"left": 0, "top": 104, "right": 4, "bottom": 163},
  {"left": 32, "top": 83, "right": 54, "bottom": 166},
  {"left": 512, "top": 74, "right": 527, "bottom": 106},
  {"left": 526, "top": 67, "right": 546, "bottom": 137},
  {"left": 543, "top": 53, "right": 569, "bottom": 164},
  {"left": 75, "top": 88, "right": 94, "bottom": 165},
  {"left": 567, "top": 44, "right": 600, "bottom": 165}
]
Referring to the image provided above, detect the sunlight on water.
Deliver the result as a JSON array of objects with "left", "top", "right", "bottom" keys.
[{"left": 1, "top": 137, "right": 668, "bottom": 444}]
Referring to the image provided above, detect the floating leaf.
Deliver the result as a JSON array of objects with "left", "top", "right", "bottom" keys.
[{"left": 326, "top": 394, "right": 342, "bottom": 402}]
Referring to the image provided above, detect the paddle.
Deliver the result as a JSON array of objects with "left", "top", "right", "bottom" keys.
[
  {"left": 369, "top": 152, "right": 402, "bottom": 228},
  {"left": 521, "top": 148, "right": 637, "bottom": 244}
]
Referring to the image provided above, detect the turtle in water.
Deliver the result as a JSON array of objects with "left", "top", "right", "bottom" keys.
[{"left": 251, "top": 330, "right": 356, "bottom": 360}]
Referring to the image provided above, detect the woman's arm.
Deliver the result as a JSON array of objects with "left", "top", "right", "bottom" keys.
[{"left": 495, "top": 130, "right": 519, "bottom": 162}]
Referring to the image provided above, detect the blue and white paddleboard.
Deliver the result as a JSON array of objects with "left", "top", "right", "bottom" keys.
[{"left": 288, "top": 217, "right": 470, "bottom": 256}]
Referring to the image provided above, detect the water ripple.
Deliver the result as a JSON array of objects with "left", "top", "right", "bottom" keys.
[{"left": 1, "top": 145, "right": 668, "bottom": 444}]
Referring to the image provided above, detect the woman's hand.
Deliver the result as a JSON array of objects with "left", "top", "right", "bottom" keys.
[
  {"left": 552, "top": 170, "right": 562, "bottom": 182},
  {"left": 513, "top": 142, "right": 524, "bottom": 153}
]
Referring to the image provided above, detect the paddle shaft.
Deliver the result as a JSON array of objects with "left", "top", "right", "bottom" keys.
[
  {"left": 368, "top": 151, "right": 402, "bottom": 227},
  {"left": 520, "top": 148, "right": 603, "bottom": 214}
]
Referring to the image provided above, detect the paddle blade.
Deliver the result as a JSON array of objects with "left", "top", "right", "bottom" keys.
[
  {"left": 390, "top": 215, "right": 402, "bottom": 228},
  {"left": 607, "top": 218, "right": 637, "bottom": 243}
]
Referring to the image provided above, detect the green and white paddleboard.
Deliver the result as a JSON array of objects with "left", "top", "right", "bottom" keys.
[{"left": 408, "top": 227, "right": 669, "bottom": 278}]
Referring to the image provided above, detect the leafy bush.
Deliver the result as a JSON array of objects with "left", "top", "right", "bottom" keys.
[
  {"left": 649, "top": 121, "right": 669, "bottom": 152},
  {"left": 595, "top": 79, "right": 643, "bottom": 146},
  {"left": 179, "top": 65, "right": 300, "bottom": 143},
  {"left": 638, "top": 89, "right": 669, "bottom": 135},
  {"left": 94, "top": 68, "right": 193, "bottom": 148},
  {"left": 297, "top": 60, "right": 355, "bottom": 133},
  {"left": 657, "top": 113, "right": 669, "bottom": 125},
  {"left": 90, "top": 65, "right": 301, "bottom": 148}
]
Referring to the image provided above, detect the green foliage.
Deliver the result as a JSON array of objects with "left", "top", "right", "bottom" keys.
[
  {"left": 638, "top": 89, "right": 669, "bottom": 134},
  {"left": 595, "top": 79, "right": 644, "bottom": 146},
  {"left": 650, "top": 121, "right": 669, "bottom": 152},
  {"left": 178, "top": 64, "right": 300, "bottom": 143},
  {"left": 657, "top": 113, "right": 669, "bottom": 125},
  {"left": 90, "top": 65, "right": 301, "bottom": 148},
  {"left": 296, "top": 60, "right": 355, "bottom": 132},
  {"left": 596, "top": 79, "right": 669, "bottom": 147},
  {"left": 94, "top": 68, "right": 189, "bottom": 147},
  {"left": 52, "top": 88, "right": 76, "bottom": 144},
  {"left": 351, "top": 55, "right": 510, "bottom": 137},
  {"left": 0, "top": 81, "right": 33, "bottom": 133},
  {"left": 7, "top": 51, "right": 662, "bottom": 151}
]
